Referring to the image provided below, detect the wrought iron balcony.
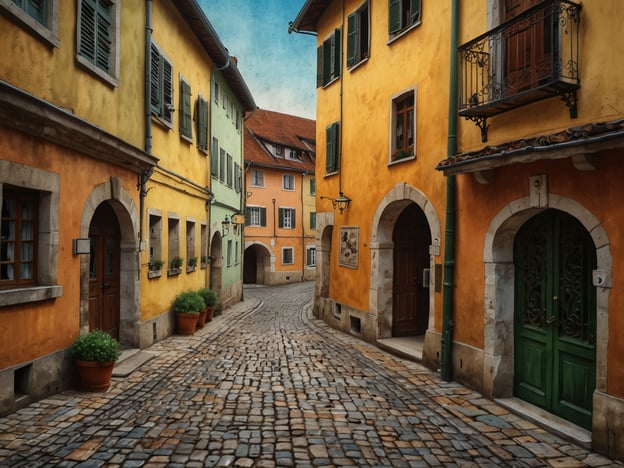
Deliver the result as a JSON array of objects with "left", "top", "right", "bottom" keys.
[{"left": 458, "top": 0, "right": 581, "bottom": 142}]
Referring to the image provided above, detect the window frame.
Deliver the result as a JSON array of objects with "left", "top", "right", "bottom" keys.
[
  {"left": 282, "top": 247, "right": 294, "bottom": 266},
  {"left": 0, "top": 0, "right": 60, "bottom": 47},
  {"left": 347, "top": 0, "right": 370, "bottom": 69},
  {"left": 306, "top": 246, "right": 317, "bottom": 267},
  {"left": 251, "top": 169, "right": 265, "bottom": 187},
  {"left": 167, "top": 214, "right": 180, "bottom": 274},
  {"left": 282, "top": 174, "right": 295, "bottom": 191},
  {"left": 389, "top": 88, "right": 417, "bottom": 164},
  {"left": 185, "top": 219, "right": 196, "bottom": 272},
  {"left": 310, "top": 212, "right": 317, "bottom": 230},
  {"left": 388, "top": 0, "right": 422, "bottom": 42},
  {"left": 246, "top": 206, "right": 266, "bottom": 227},
  {"left": 148, "top": 209, "right": 163, "bottom": 268},
  {"left": 150, "top": 41, "right": 174, "bottom": 127},
  {"left": 278, "top": 207, "right": 296, "bottom": 229},
  {"left": 76, "top": 0, "right": 119, "bottom": 86}
]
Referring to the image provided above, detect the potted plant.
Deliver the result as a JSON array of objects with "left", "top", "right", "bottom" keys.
[
  {"left": 172, "top": 290, "right": 205, "bottom": 335},
  {"left": 187, "top": 256, "right": 198, "bottom": 272},
  {"left": 150, "top": 259, "right": 164, "bottom": 271},
  {"left": 71, "top": 330, "right": 121, "bottom": 392},
  {"left": 197, "top": 288, "right": 218, "bottom": 327}
]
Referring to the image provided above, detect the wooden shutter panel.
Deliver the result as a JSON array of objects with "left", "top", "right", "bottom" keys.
[
  {"left": 150, "top": 44, "right": 161, "bottom": 115},
  {"left": 95, "top": 2, "right": 112, "bottom": 71},
  {"left": 326, "top": 122, "right": 338, "bottom": 173},
  {"left": 211, "top": 137, "right": 218, "bottom": 176},
  {"left": 389, "top": 0, "right": 402, "bottom": 34},
  {"left": 323, "top": 37, "right": 332, "bottom": 85},
  {"left": 197, "top": 97, "right": 208, "bottom": 150},
  {"left": 347, "top": 12, "right": 358, "bottom": 67},
  {"left": 26, "top": 0, "right": 46, "bottom": 25},
  {"left": 180, "top": 81, "right": 192, "bottom": 138},
  {"left": 410, "top": 0, "right": 421, "bottom": 23},
  {"left": 245, "top": 207, "right": 250, "bottom": 226},
  {"left": 316, "top": 45, "right": 324, "bottom": 88},
  {"left": 260, "top": 207, "right": 266, "bottom": 227},
  {"left": 332, "top": 28, "right": 342, "bottom": 80},
  {"left": 278, "top": 208, "right": 284, "bottom": 228},
  {"left": 162, "top": 59, "right": 173, "bottom": 123},
  {"left": 78, "top": 0, "right": 96, "bottom": 63},
  {"left": 291, "top": 209, "right": 296, "bottom": 229}
]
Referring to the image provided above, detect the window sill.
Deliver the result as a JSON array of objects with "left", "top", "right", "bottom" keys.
[
  {"left": 388, "top": 153, "right": 416, "bottom": 166},
  {"left": 75, "top": 54, "right": 119, "bottom": 88},
  {"left": 186, "top": 266, "right": 197, "bottom": 273},
  {"left": 0, "top": 285, "right": 63, "bottom": 307},
  {"left": 167, "top": 268, "right": 182, "bottom": 277},
  {"left": 387, "top": 20, "right": 422, "bottom": 46},
  {"left": 148, "top": 270, "right": 163, "bottom": 279},
  {"left": 348, "top": 56, "right": 369, "bottom": 72}
]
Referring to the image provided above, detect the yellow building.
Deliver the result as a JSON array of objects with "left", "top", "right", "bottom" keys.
[
  {"left": 291, "top": 0, "right": 449, "bottom": 355},
  {"left": 0, "top": 0, "right": 253, "bottom": 415},
  {"left": 243, "top": 109, "right": 316, "bottom": 285}
]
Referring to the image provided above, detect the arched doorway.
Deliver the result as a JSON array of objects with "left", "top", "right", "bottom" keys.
[
  {"left": 514, "top": 209, "right": 596, "bottom": 429},
  {"left": 210, "top": 232, "right": 223, "bottom": 294},
  {"left": 243, "top": 243, "right": 271, "bottom": 285},
  {"left": 88, "top": 202, "right": 121, "bottom": 338},
  {"left": 392, "top": 204, "right": 431, "bottom": 337}
]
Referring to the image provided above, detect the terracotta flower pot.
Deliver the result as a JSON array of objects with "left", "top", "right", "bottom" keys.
[
  {"left": 176, "top": 312, "right": 198, "bottom": 335},
  {"left": 206, "top": 306, "right": 215, "bottom": 322},
  {"left": 197, "top": 308, "right": 208, "bottom": 329},
  {"left": 75, "top": 360, "right": 115, "bottom": 392}
]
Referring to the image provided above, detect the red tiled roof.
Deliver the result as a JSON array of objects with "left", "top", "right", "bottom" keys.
[{"left": 244, "top": 109, "right": 316, "bottom": 173}]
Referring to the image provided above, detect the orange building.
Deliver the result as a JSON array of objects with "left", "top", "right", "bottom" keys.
[{"left": 243, "top": 110, "right": 316, "bottom": 285}]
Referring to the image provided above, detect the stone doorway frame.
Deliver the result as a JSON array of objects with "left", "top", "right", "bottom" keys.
[
  {"left": 79, "top": 177, "right": 140, "bottom": 347},
  {"left": 243, "top": 241, "right": 272, "bottom": 285},
  {"left": 370, "top": 183, "right": 441, "bottom": 339},
  {"left": 482, "top": 192, "right": 611, "bottom": 409}
]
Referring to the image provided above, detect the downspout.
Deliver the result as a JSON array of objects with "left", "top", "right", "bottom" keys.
[
  {"left": 301, "top": 171, "right": 308, "bottom": 282},
  {"left": 139, "top": 0, "right": 154, "bottom": 256},
  {"left": 338, "top": 0, "right": 345, "bottom": 196},
  {"left": 441, "top": 0, "right": 459, "bottom": 382}
]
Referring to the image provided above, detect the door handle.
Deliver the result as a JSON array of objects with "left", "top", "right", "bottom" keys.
[
  {"left": 546, "top": 315, "right": 556, "bottom": 325},
  {"left": 101, "top": 282, "right": 109, "bottom": 290}
]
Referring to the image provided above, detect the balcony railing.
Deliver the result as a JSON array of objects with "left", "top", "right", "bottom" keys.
[{"left": 458, "top": 0, "right": 581, "bottom": 142}]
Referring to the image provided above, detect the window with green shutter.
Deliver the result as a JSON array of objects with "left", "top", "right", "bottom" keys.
[
  {"left": 77, "top": 0, "right": 112, "bottom": 73},
  {"left": 347, "top": 1, "right": 370, "bottom": 68},
  {"left": 211, "top": 137, "right": 219, "bottom": 177},
  {"left": 278, "top": 208, "right": 296, "bottom": 229},
  {"left": 316, "top": 28, "right": 342, "bottom": 87},
  {"left": 388, "top": 0, "right": 421, "bottom": 37},
  {"left": 180, "top": 79, "right": 192, "bottom": 140},
  {"left": 12, "top": 0, "right": 47, "bottom": 25},
  {"left": 326, "top": 121, "right": 340, "bottom": 174},
  {"left": 150, "top": 42, "right": 173, "bottom": 124},
  {"left": 246, "top": 207, "right": 266, "bottom": 227},
  {"left": 197, "top": 96, "right": 208, "bottom": 151},
  {"left": 219, "top": 148, "right": 226, "bottom": 182},
  {"left": 310, "top": 212, "right": 316, "bottom": 230},
  {"left": 227, "top": 154, "right": 233, "bottom": 187},
  {"left": 234, "top": 163, "right": 242, "bottom": 193}
]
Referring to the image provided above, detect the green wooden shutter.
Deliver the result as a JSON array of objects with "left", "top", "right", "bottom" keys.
[
  {"left": 310, "top": 212, "right": 316, "bottom": 229},
  {"left": 410, "top": 0, "right": 421, "bottom": 24},
  {"left": 24, "top": 0, "right": 47, "bottom": 25},
  {"left": 180, "top": 81, "right": 192, "bottom": 138},
  {"left": 162, "top": 59, "right": 173, "bottom": 123},
  {"left": 347, "top": 12, "right": 358, "bottom": 67},
  {"left": 94, "top": 1, "right": 111, "bottom": 72},
  {"left": 245, "top": 207, "right": 250, "bottom": 226},
  {"left": 332, "top": 28, "right": 342, "bottom": 80},
  {"left": 326, "top": 122, "right": 338, "bottom": 173},
  {"left": 316, "top": 45, "right": 324, "bottom": 87},
  {"left": 323, "top": 37, "right": 332, "bottom": 85},
  {"left": 197, "top": 97, "right": 208, "bottom": 151},
  {"left": 260, "top": 207, "right": 267, "bottom": 227},
  {"left": 150, "top": 44, "right": 161, "bottom": 115},
  {"left": 78, "top": 0, "right": 96, "bottom": 64},
  {"left": 278, "top": 208, "right": 284, "bottom": 228},
  {"left": 291, "top": 209, "right": 296, "bottom": 229},
  {"left": 389, "top": 0, "right": 401, "bottom": 34},
  {"left": 211, "top": 137, "right": 218, "bottom": 176}
]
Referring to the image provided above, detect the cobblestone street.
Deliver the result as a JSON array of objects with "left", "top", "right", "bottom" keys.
[{"left": 0, "top": 282, "right": 620, "bottom": 467}]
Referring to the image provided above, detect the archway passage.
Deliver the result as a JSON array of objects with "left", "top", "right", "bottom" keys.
[
  {"left": 392, "top": 204, "right": 431, "bottom": 337},
  {"left": 243, "top": 246, "right": 257, "bottom": 284},
  {"left": 514, "top": 209, "right": 596, "bottom": 429},
  {"left": 243, "top": 244, "right": 271, "bottom": 285},
  {"left": 88, "top": 202, "right": 121, "bottom": 339}
]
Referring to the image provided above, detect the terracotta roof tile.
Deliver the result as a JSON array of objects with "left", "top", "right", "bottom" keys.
[{"left": 245, "top": 109, "right": 316, "bottom": 173}]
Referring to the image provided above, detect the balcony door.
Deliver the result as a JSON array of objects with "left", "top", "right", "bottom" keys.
[{"left": 505, "top": 0, "right": 553, "bottom": 94}]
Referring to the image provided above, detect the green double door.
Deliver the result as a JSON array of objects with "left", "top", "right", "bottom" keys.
[{"left": 514, "top": 209, "right": 596, "bottom": 429}]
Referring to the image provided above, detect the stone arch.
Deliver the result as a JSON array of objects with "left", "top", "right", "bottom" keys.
[
  {"left": 370, "top": 182, "right": 442, "bottom": 339},
  {"left": 482, "top": 193, "right": 611, "bottom": 399},
  {"left": 313, "top": 211, "right": 335, "bottom": 318},
  {"left": 243, "top": 241, "right": 272, "bottom": 285},
  {"left": 209, "top": 229, "right": 223, "bottom": 298},
  {"left": 80, "top": 177, "right": 139, "bottom": 347}
]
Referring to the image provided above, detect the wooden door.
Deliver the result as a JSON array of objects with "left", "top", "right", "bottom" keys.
[
  {"left": 88, "top": 203, "right": 121, "bottom": 339},
  {"left": 392, "top": 204, "right": 431, "bottom": 337},
  {"left": 514, "top": 210, "right": 596, "bottom": 429},
  {"left": 243, "top": 247, "right": 257, "bottom": 284},
  {"left": 505, "top": 0, "right": 553, "bottom": 94}
]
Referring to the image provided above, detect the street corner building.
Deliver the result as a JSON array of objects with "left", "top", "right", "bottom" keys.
[
  {"left": 243, "top": 109, "right": 316, "bottom": 286},
  {"left": 0, "top": 0, "right": 254, "bottom": 415},
  {"left": 290, "top": 0, "right": 624, "bottom": 460}
]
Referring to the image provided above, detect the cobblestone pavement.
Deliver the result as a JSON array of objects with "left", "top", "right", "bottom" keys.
[{"left": 0, "top": 282, "right": 621, "bottom": 467}]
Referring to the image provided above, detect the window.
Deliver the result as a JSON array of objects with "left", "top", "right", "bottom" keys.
[
  {"left": 235, "top": 240, "right": 239, "bottom": 264},
  {"left": 251, "top": 169, "right": 264, "bottom": 187},
  {"left": 180, "top": 78, "right": 192, "bottom": 140},
  {"left": 391, "top": 90, "right": 416, "bottom": 162},
  {"left": 310, "top": 178, "right": 316, "bottom": 195},
  {"left": 234, "top": 163, "right": 242, "bottom": 193},
  {"left": 310, "top": 212, "right": 316, "bottom": 230},
  {"left": 197, "top": 96, "right": 208, "bottom": 152},
  {"left": 388, "top": 0, "right": 421, "bottom": 37},
  {"left": 282, "top": 174, "right": 295, "bottom": 191},
  {"left": 211, "top": 137, "right": 219, "bottom": 177},
  {"left": 200, "top": 222, "right": 207, "bottom": 267},
  {"left": 167, "top": 215, "right": 180, "bottom": 271},
  {"left": 150, "top": 42, "right": 173, "bottom": 125},
  {"left": 1, "top": 189, "right": 37, "bottom": 287},
  {"left": 227, "top": 154, "right": 233, "bottom": 188},
  {"left": 270, "top": 144, "right": 282, "bottom": 156},
  {"left": 347, "top": 1, "right": 370, "bottom": 68},
  {"left": 214, "top": 81, "right": 220, "bottom": 104},
  {"left": 0, "top": 0, "right": 59, "bottom": 47},
  {"left": 77, "top": 0, "right": 118, "bottom": 82},
  {"left": 148, "top": 210, "right": 162, "bottom": 266},
  {"left": 306, "top": 247, "right": 316, "bottom": 267},
  {"left": 246, "top": 207, "right": 266, "bottom": 227},
  {"left": 219, "top": 148, "right": 226, "bottom": 182},
  {"left": 235, "top": 109, "right": 241, "bottom": 131},
  {"left": 286, "top": 148, "right": 299, "bottom": 160},
  {"left": 279, "top": 208, "right": 296, "bottom": 229},
  {"left": 326, "top": 122, "right": 340, "bottom": 174},
  {"left": 227, "top": 240, "right": 233, "bottom": 267},
  {"left": 317, "top": 28, "right": 342, "bottom": 88},
  {"left": 282, "top": 247, "right": 294, "bottom": 265},
  {"left": 186, "top": 220, "right": 195, "bottom": 270}
]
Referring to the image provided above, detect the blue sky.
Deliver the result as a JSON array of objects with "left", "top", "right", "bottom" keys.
[{"left": 198, "top": 0, "right": 317, "bottom": 120}]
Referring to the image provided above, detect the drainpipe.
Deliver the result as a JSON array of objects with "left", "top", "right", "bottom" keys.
[
  {"left": 441, "top": 0, "right": 459, "bottom": 382},
  {"left": 301, "top": 171, "right": 309, "bottom": 282}
]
